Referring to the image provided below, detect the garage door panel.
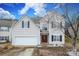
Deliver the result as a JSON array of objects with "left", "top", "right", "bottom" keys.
[{"left": 12, "top": 37, "right": 39, "bottom": 45}]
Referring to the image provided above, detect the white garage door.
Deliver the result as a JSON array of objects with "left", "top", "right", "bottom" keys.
[{"left": 12, "top": 36, "right": 39, "bottom": 45}]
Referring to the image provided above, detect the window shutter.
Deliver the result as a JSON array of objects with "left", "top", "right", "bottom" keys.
[
  {"left": 52, "top": 35, "right": 53, "bottom": 41},
  {"left": 60, "top": 35, "right": 62, "bottom": 41}
]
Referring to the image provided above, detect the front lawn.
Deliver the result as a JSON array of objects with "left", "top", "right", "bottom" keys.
[
  {"left": 65, "top": 35, "right": 79, "bottom": 51},
  {"left": 33, "top": 35, "right": 79, "bottom": 56},
  {"left": 33, "top": 47, "right": 68, "bottom": 56}
]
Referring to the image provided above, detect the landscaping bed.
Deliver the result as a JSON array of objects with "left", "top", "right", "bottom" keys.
[{"left": 33, "top": 47, "right": 68, "bottom": 56}]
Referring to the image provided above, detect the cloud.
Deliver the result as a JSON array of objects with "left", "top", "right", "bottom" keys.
[
  {"left": 54, "top": 3, "right": 65, "bottom": 9},
  {"left": 18, "top": 4, "right": 29, "bottom": 15},
  {"left": 19, "top": 3, "right": 47, "bottom": 17},
  {"left": 54, "top": 4, "right": 60, "bottom": 9},
  {"left": 34, "top": 8, "right": 46, "bottom": 17},
  {"left": 0, "top": 8, "right": 15, "bottom": 19}
]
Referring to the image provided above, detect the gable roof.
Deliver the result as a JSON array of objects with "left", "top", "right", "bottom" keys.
[
  {"left": 40, "top": 11, "right": 64, "bottom": 23},
  {"left": 11, "top": 15, "right": 40, "bottom": 30}
]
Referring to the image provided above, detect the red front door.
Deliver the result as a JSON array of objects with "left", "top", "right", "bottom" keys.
[{"left": 41, "top": 35, "right": 47, "bottom": 43}]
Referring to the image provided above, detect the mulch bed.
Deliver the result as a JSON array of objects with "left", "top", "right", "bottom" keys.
[{"left": 33, "top": 47, "right": 69, "bottom": 56}]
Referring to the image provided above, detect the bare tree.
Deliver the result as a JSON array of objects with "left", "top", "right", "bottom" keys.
[{"left": 61, "top": 4, "right": 79, "bottom": 55}]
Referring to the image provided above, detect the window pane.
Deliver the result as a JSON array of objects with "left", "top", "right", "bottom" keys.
[
  {"left": 54, "top": 36, "right": 56, "bottom": 41},
  {"left": 28, "top": 21, "right": 30, "bottom": 28},
  {"left": 0, "top": 37, "right": 2, "bottom": 40},
  {"left": 51, "top": 22, "right": 53, "bottom": 28},
  {"left": 56, "top": 36, "right": 58, "bottom": 41},
  {"left": 22, "top": 21, "right": 24, "bottom": 28},
  {"left": 2, "top": 36, "right": 4, "bottom": 40}
]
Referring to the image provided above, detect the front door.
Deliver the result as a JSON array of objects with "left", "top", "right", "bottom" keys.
[{"left": 41, "top": 35, "right": 48, "bottom": 43}]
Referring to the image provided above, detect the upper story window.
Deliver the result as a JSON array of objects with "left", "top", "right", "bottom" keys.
[
  {"left": 28, "top": 21, "right": 30, "bottom": 28},
  {"left": 42, "top": 27, "right": 47, "bottom": 30},
  {"left": 51, "top": 22, "right": 53, "bottom": 28},
  {"left": 22, "top": 21, "right": 24, "bottom": 28},
  {"left": 51, "top": 21, "right": 63, "bottom": 28},
  {"left": 42, "top": 24, "right": 48, "bottom": 31},
  {"left": 51, "top": 21, "right": 56, "bottom": 28},
  {"left": 22, "top": 21, "right": 30, "bottom": 28},
  {"left": 60, "top": 22, "right": 63, "bottom": 28},
  {"left": 0, "top": 27, "right": 9, "bottom": 31}
]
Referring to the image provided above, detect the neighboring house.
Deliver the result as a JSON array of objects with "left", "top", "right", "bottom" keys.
[
  {"left": 0, "top": 19, "right": 17, "bottom": 42},
  {"left": 11, "top": 11, "right": 65, "bottom": 47}
]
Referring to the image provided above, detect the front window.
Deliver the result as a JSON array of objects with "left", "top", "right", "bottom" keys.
[{"left": 52, "top": 35, "right": 62, "bottom": 42}]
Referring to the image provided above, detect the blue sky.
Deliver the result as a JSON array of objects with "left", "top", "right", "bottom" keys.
[{"left": 0, "top": 3, "right": 79, "bottom": 20}]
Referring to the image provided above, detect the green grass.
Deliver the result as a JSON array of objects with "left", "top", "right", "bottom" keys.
[
  {"left": 65, "top": 35, "right": 72, "bottom": 49},
  {"left": 65, "top": 35, "right": 79, "bottom": 51}
]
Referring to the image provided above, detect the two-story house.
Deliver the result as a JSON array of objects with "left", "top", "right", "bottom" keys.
[{"left": 0, "top": 11, "right": 65, "bottom": 47}]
